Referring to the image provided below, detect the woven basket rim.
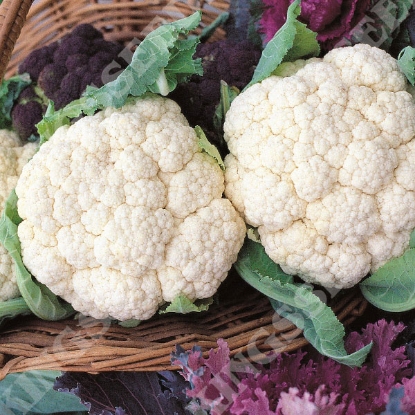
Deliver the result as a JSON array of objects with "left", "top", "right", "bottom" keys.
[
  {"left": 0, "top": 0, "right": 33, "bottom": 81},
  {"left": 0, "top": 278, "right": 368, "bottom": 378}
]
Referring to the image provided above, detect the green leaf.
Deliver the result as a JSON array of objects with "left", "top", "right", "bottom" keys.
[
  {"left": 409, "top": 228, "right": 415, "bottom": 248},
  {"left": 236, "top": 236, "right": 293, "bottom": 284},
  {"left": 36, "top": 12, "right": 203, "bottom": 143},
  {"left": 195, "top": 125, "right": 225, "bottom": 170},
  {"left": 87, "top": 11, "right": 202, "bottom": 107},
  {"left": 160, "top": 295, "right": 213, "bottom": 314},
  {"left": 213, "top": 80, "right": 240, "bottom": 135},
  {"left": 360, "top": 248, "right": 415, "bottom": 312},
  {"left": 244, "top": 0, "right": 320, "bottom": 89},
  {"left": 0, "top": 190, "right": 75, "bottom": 320},
  {"left": 118, "top": 318, "right": 141, "bottom": 328},
  {"left": 0, "top": 73, "right": 31, "bottom": 129},
  {"left": 234, "top": 238, "right": 372, "bottom": 367},
  {"left": 0, "top": 370, "right": 88, "bottom": 414},
  {"left": 0, "top": 296, "right": 31, "bottom": 328},
  {"left": 398, "top": 46, "right": 415, "bottom": 85},
  {"left": 198, "top": 12, "right": 230, "bottom": 42}
]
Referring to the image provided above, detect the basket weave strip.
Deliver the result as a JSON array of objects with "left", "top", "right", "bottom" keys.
[
  {"left": 0, "top": 287, "right": 367, "bottom": 378},
  {"left": 3, "top": 0, "right": 229, "bottom": 78},
  {"left": 0, "top": 0, "right": 33, "bottom": 81}
]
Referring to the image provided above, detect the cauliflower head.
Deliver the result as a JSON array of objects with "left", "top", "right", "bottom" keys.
[
  {"left": 15, "top": 94, "right": 246, "bottom": 321},
  {"left": 0, "top": 129, "right": 37, "bottom": 301},
  {"left": 223, "top": 43, "right": 415, "bottom": 289}
]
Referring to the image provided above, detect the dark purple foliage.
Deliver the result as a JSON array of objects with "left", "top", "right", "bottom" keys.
[
  {"left": 54, "top": 370, "right": 192, "bottom": 415},
  {"left": 51, "top": 319, "right": 415, "bottom": 415}
]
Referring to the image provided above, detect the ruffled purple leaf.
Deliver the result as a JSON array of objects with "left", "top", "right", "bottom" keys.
[
  {"left": 400, "top": 376, "right": 415, "bottom": 413},
  {"left": 173, "top": 319, "right": 413, "bottom": 414},
  {"left": 275, "top": 386, "right": 345, "bottom": 415},
  {"left": 172, "top": 339, "right": 238, "bottom": 414},
  {"left": 54, "top": 371, "right": 191, "bottom": 415}
]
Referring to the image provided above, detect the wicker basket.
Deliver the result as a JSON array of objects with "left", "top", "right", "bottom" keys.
[
  {"left": 0, "top": 0, "right": 368, "bottom": 378},
  {"left": 0, "top": 274, "right": 367, "bottom": 378}
]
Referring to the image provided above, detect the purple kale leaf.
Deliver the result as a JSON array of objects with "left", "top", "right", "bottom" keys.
[
  {"left": 400, "top": 376, "right": 415, "bottom": 413},
  {"left": 275, "top": 386, "right": 346, "bottom": 415},
  {"left": 54, "top": 370, "right": 191, "bottom": 415},
  {"left": 171, "top": 339, "right": 238, "bottom": 414},
  {"left": 173, "top": 319, "right": 413, "bottom": 414}
]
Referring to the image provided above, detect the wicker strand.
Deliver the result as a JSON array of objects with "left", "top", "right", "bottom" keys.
[
  {"left": 0, "top": 287, "right": 368, "bottom": 378},
  {"left": 0, "top": 0, "right": 33, "bottom": 81}
]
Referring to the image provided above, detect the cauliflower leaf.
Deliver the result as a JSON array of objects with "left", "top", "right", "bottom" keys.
[
  {"left": 92, "top": 12, "right": 203, "bottom": 106},
  {"left": 0, "top": 370, "right": 89, "bottom": 414},
  {"left": 235, "top": 238, "right": 372, "bottom": 367},
  {"left": 360, "top": 247, "right": 415, "bottom": 312},
  {"left": 0, "top": 190, "right": 74, "bottom": 320},
  {"left": 0, "top": 296, "right": 31, "bottom": 328},
  {"left": 195, "top": 125, "right": 225, "bottom": 170},
  {"left": 397, "top": 46, "right": 415, "bottom": 85},
  {"left": 246, "top": 0, "right": 320, "bottom": 89},
  {"left": 160, "top": 295, "right": 213, "bottom": 314}
]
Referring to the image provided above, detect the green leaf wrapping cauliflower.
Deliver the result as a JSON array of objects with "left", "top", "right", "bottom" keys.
[
  {"left": 224, "top": 43, "right": 415, "bottom": 289},
  {"left": 15, "top": 94, "right": 246, "bottom": 321},
  {"left": 0, "top": 129, "right": 37, "bottom": 301}
]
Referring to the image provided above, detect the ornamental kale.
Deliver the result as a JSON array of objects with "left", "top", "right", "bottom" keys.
[{"left": 172, "top": 319, "right": 414, "bottom": 414}]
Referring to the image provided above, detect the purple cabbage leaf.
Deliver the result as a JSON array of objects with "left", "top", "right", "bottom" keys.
[
  {"left": 54, "top": 370, "right": 191, "bottom": 415},
  {"left": 172, "top": 319, "right": 414, "bottom": 414}
]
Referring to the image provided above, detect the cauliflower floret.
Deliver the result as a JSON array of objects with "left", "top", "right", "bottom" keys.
[
  {"left": 158, "top": 198, "right": 245, "bottom": 301},
  {"left": 16, "top": 94, "right": 246, "bottom": 321},
  {"left": 0, "top": 248, "right": 19, "bottom": 302},
  {"left": 0, "top": 129, "right": 37, "bottom": 301},
  {"left": 223, "top": 43, "right": 415, "bottom": 289}
]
